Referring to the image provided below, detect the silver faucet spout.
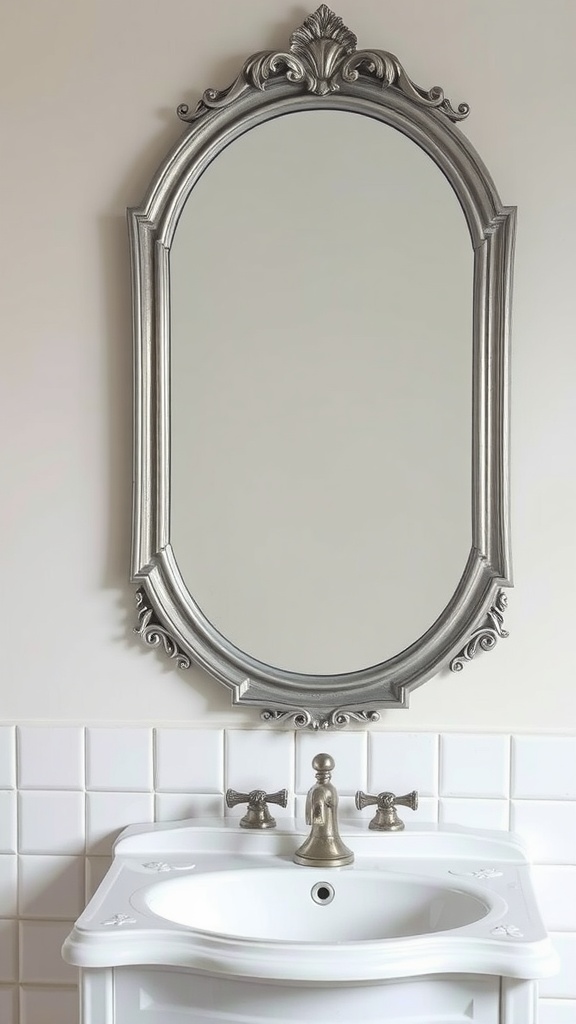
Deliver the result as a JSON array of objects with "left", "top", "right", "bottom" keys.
[{"left": 294, "top": 754, "right": 354, "bottom": 868}]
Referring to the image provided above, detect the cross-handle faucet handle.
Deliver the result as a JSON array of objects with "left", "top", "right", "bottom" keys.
[
  {"left": 226, "top": 788, "right": 288, "bottom": 829},
  {"left": 355, "top": 789, "right": 418, "bottom": 831}
]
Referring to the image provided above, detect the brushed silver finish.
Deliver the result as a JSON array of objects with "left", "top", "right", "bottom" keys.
[
  {"left": 226, "top": 788, "right": 288, "bottom": 829},
  {"left": 178, "top": 5, "right": 469, "bottom": 122},
  {"left": 450, "top": 590, "right": 509, "bottom": 671},
  {"left": 294, "top": 754, "right": 354, "bottom": 867},
  {"left": 133, "top": 588, "right": 191, "bottom": 670},
  {"left": 356, "top": 789, "right": 419, "bottom": 831},
  {"left": 129, "top": 6, "right": 515, "bottom": 725},
  {"left": 260, "top": 708, "right": 382, "bottom": 731}
]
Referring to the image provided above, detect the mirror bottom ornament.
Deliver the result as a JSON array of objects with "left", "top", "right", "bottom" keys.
[
  {"left": 134, "top": 589, "right": 191, "bottom": 670},
  {"left": 449, "top": 591, "right": 509, "bottom": 672},
  {"left": 260, "top": 708, "right": 381, "bottom": 730},
  {"left": 133, "top": 588, "right": 509, "bottom": 729}
]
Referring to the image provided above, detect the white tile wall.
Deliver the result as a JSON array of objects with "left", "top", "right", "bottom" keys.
[
  {"left": 0, "top": 728, "right": 15, "bottom": 788},
  {"left": 0, "top": 920, "right": 17, "bottom": 982},
  {"left": 0, "top": 792, "right": 17, "bottom": 854},
  {"left": 86, "top": 728, "right": 152, "bottom": 792},
  {"left": 439, "top": 797, "right": 510, "bottom": 831},
  {"left": 0, "top": 855, "right": 17, "bottom": 917},
  {"left": 510, "top": 800, "right": 576, "bottom": 864},
  {"left": 85, "top": 791, "right": 153, "bottom": 855},
  {"left": 512, "top": 736, "right": 576, "bottom": 800},
  {"left": 0, "top": 727, "right": 573, "bottom": 1024},
  {"left": 17, "top": 728, "right": 84, "bottom": 791},
  {"left": 156, "top": 729, "right": 223, "bottom": 793},
  {"left": 369, "top": 732, "right": 438, "bottom": 796},
  {"left": 440, "top": 734, "right": 510, "bottom": 798}
]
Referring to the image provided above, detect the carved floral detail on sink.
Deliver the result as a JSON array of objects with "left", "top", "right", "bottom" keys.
[
  {"left": 449, "top": 868, "right": 504, "bottom": 880},
  {"left": 142, "top": 861, "right": 196, "bottom": 872},
  {"left": 491, "top": 924, "right": 524, "bottom": 938}
]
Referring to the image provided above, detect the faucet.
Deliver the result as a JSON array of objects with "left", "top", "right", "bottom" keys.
[
  {"left": 293, "top": 753, "right": 354, "bottom": 867},
  {"left": 356, "top": 789, "right": 418, "bottom": 831},
  {"left": 226, "top": 788, "right": 288, "bottom": 829}
]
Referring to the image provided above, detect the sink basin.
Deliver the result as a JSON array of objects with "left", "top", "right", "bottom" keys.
[
  {"left": 63, "top": 819, "right": 558, "bottom": 984},
  {"left": 137, "top": 868, "right": 489, "bottom": 942}
]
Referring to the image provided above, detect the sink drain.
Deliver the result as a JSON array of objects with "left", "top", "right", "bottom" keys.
[{"left": 311, "top": 881, "right": 335, "bottom": 905}]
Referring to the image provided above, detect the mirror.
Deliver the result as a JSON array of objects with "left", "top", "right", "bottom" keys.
[
  {"left": 170, "top": 111, "right": 473, "bottom": 675},
  {"left": 130, "top": 6, "right": 515, "bottom": 728}
]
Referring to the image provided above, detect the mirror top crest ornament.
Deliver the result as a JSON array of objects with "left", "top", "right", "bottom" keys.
[
  {"left": 129, "top": 6, "right": 515, "bottom": 730},
  {"left": 177, "top": 5, "right": 469, "bottom": 122}
]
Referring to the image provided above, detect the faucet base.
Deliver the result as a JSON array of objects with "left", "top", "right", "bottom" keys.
[{"left": 293, "top": 835, "right": 354, "bottom": 868}]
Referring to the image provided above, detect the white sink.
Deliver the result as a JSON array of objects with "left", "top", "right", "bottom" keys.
[
  {"left": 138, "top": 867, "right": 489, "bottom": 942},
  {"left": 63, "top": 819, "right": 558, "bottom": 984}
]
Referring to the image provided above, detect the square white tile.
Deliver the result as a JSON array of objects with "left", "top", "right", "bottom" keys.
[
  {"left": 19, "top": 855, "right": 85, "bottom": 920},
  {"left": 295, "top": 732, "right": 367, "bottom": 795},
  {"left": 511, "top": 801, "right": 576, "bottom": 865},
  {"left": 407, "top": 796, "right": 438, "bottom": 825},
  {"left": 0, "top": 987, "right": 16, "bottom": 1024},
  {"left": 155, "top": 729, "right": 223, "bottom": 793},
  {"left": 440, "top": 734, "right": 510, "bottom": 798},
  {"left": 512, "top": 736, "right": 576, "bottom": 799},
  {"left": 155, "top": 793, "right": 226, "bottom": 822},
  {"left": 87, "top": 728, "right": 152, "bottom": 791},
  {"left": 0, "top": 855, "right": 17, "bottom": 916},
  {"left": 539, "top": 934, "right": 576, "bottom": 999},
  {"left": 531, "top": 866, "right": 576, "bottom": 932},
  {"left": 0, "top": 728, "right": 15, "bottom": 788},
  {"left": 539, "top": 998, "right": 576, "bottom": 1024},
  {"left": 19, "top": 791, "right": 85, "bottom": 855},
  {"left": 225, "top": 731, "right": 294, "bottom": 811},
  {"left": 17, "top": 727, "right": 84, "bottom": 790},
  {"left": 20, "top": 986, "right": 78, "bottom": 1024},
  {"left": 0, "top": 920, "right": 17, "bottom": 982},
  {"left": 20, "top": 920, "right": 78, "bottom": 984},
  {"left": 369, "top": 733, "right": 438, "bottom": 796},
  {"left": 86, "top": 791, "right": 153, "bottom": 855},
  {"left": 439, "top": 798, "right": 509, "bottom": 831},
  {"left": 0, "top": 791, "right": 17, "bottom": 853}
]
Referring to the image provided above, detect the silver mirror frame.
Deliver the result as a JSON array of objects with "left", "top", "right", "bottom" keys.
[{"left": 129, "top": 6, "right": 515, "bottom": 730}]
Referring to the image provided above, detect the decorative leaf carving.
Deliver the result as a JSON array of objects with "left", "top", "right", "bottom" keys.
[
  {"left": 134, "top": 589, "right": 191, "bottom": 670},
  {"left": 178, "top": 5, "right": 469, "bottom": 122},
  {"left": 261, "top": 707, "right": 380, "bottom": 730},
  {"left": 450, "top": 590, "right": 509, "bottom": 671},
  {"left": 102, "top": 913, "right": 137, "bottom": 927},
  {"left": 491, "top": 923, "right": 524, "bottom": 938}
]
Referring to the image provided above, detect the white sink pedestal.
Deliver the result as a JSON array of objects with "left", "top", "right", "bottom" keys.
[
  {"left": 64, "top": 820, "right": 557, "bottom": 1024},
  {"left": 82, "top": 967, "right": 537, "bottom": 1024}
]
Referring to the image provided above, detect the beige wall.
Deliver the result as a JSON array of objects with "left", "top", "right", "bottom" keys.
[{"left": 1, "top": 0, "right": 575, "bottom": 729}]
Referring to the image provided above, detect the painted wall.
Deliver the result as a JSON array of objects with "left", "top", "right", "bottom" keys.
[{"left": 1, "top": 0, "right": 575, "bottom": 729}]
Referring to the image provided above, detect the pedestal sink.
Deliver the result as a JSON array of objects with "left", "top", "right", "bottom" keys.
[{"left": 63, "top": 820, "right": 558, "bottom": 1024}]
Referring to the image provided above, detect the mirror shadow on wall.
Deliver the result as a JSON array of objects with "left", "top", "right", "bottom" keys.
[{"left": 129, "top": 5, "right": 515, "bottom": 729}]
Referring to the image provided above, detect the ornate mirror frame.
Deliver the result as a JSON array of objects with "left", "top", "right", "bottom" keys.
[{"left": 129, "top": 6, "right": 515, "bottom": 730}]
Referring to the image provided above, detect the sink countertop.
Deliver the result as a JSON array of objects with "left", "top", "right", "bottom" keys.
[{"left": 62, "top": 820, "right": 559, "bottom": 983}]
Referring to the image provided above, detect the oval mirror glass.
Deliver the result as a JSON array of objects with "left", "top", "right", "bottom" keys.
[{"left": 170, "top": 111, "right": 473, "bottom": 675}]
